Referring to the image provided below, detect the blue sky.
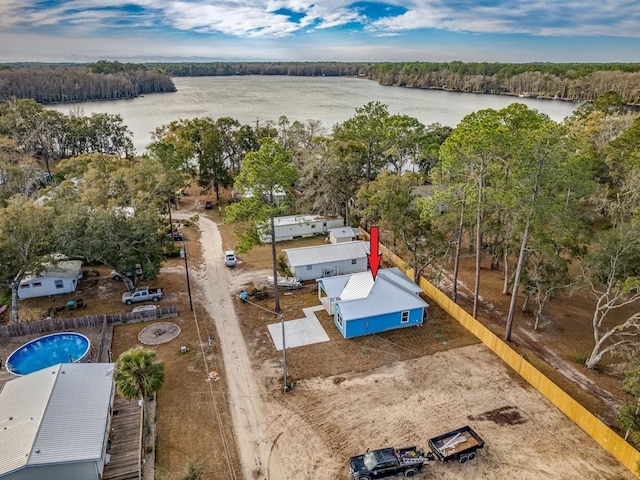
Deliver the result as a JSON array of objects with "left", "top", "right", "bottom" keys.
[{"left": 2, "top": 1, "right": 640, "bottom": 63}]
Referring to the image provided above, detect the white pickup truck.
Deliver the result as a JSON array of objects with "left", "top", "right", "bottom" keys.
[{"left": 122, "top": 287, "right": 164, "bottom": 305}]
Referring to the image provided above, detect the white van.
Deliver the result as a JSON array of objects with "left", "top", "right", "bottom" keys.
[{"left": 224, "top": 251, "right": 237, "bottom": 267}]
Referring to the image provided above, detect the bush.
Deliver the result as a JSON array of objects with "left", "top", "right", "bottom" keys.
[
  {"left": 164, "top": 244, "right": 182, "bottom": 258},
  {"left": 572, "top": 353, "right": 588, "bottom": 365},
  {"left": 277, "top": 252, "right": 292, "bottom": 277},
  {"left": 181, "top": 461, "right": 205, "bottom": 480}
]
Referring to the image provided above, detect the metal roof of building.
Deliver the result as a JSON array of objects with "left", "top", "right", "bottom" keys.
[
  {"left": 21, "top": 260, "right": 83, "bottom": 282},
  {"left": 338, "top": 276, "right": 428, "bottom": 320},
  {"left": 273, "top": 214, "right": 342, "bottom": 227},
  {"left": 285, "top": 241, "right": 369, "bottom": 267},
  {"left": 329, "top": 227, "right": 360, "bottom": 239},
  {"left": 317, "top": 268, "right": 428, "bottom": 320},
  {"left": 0, "top": 363, "right": 115, "bottom": 475},
  {"left": 377, "top": 267, "right": 424, "bottom": 295},
  {"left": 340, "top": 272, "right": 375, "bottom": 300},
  {"left": 316, "top": 275, "right": 351, "bottom": 298}
]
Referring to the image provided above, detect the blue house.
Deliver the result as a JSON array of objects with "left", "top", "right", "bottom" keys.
[{"left": 316, "top": 268, "right": 429, "bottom": 339}]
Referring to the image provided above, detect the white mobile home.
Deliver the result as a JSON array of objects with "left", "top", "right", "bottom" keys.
[
  {"left": 259, "top": 214, "right": 344, "bottom": 243},
  {"left": 0, "top": 363, "right": 115, "bottom": 480},
  {"left": 284, "top": 241, "right": 369, "bottom": 281},
  {"left": 18, "top": 260, "right": 83, "bottom": 300}
]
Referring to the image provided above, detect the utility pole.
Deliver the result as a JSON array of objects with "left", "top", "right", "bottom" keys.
[
  {"left": 168, "top": 198, "right": 175, "bottom": 241},
  {"left": 181, "top": 241, "right": 194, "bottom": 311}
]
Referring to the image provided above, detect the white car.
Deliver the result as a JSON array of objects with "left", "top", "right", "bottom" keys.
[{"left": 224, "top": 251, "right": 237, "bottom": 267}]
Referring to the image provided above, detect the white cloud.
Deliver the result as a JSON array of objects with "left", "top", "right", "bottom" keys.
[
  {"left": 2, "top": 0, "right": 640, "bottom": 63},
  {"left": 2, "top": 0, "right": 640, "bottom": 39},
  {"left": 367, "top": 0, "right": 640, "bottom": 38}
]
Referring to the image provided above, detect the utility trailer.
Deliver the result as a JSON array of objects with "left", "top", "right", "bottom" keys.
[{"left": 427, "top": 425, "right": 484, "bottom": 464}]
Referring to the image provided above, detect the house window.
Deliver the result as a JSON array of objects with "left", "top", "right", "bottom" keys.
[
  {"left": 351, "top": 259, "right": 357, "bottom": 265},
  {"left": 337, "top": 311, "right": 343, "bottom": 328},
  {"left": 401, "top": 311, "right": 409, "bottom": 324},
  {"left": 311, "top": 224, "right": 316, "bottom": 229},
  {"left": 306, "top": 265, "right": 313, "bottom": 271},
  {"left": 32, "top": 282, "right": 43, "bottom": 287},
  {"left": 55, "top": 279, "right": 64, "bottom": 289},
  {"left": 20, "top": 284, "right": 30, "bottom": 289}
]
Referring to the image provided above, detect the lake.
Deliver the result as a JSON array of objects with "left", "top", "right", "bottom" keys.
[{"left": 50, "top": 76, "right": 582, "bottom": 154}]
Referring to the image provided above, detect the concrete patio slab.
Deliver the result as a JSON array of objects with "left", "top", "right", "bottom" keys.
[{"left": 267, "top": 305, "right": 330, "bottom": 351}]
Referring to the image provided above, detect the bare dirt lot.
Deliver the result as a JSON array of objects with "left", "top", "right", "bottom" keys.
[{"left": 0, "top": 189, "right": 636, "bottom": 480}]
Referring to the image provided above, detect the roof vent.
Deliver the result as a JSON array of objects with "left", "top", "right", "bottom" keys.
[{"left": 35, "top": 449, "right": 40, "bottom": 454}]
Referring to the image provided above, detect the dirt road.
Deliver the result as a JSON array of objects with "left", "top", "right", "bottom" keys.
[{"left": 181, "top": 213, "right": 282, "bottom": 480}]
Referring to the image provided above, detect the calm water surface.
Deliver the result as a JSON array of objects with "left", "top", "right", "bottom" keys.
[{"left": 50, "top": 76, "right": 581, "bottom": 154}]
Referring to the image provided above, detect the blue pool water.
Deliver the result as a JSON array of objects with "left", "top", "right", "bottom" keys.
[{"left": 6, "top": 332, "right": 91, "bottom": 376}]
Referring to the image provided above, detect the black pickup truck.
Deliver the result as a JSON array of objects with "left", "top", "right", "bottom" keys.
[{"left": 348, "top": 446, "right": 429, "bottom": 479}]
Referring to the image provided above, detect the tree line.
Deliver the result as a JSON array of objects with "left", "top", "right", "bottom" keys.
[
  {"left": 147, "top": 61, "right": 369, "bottom": 77},
  {"left": 0, "top": 64, "right": 176, "bottom": 104},
  {"left": 368, "top": 62, "right": 640, "bottom": 104},
  {"left": 151, "top": 60, "right": 640, "bottom": 104},
  {"left": 5, "top": 60, "right": 640, "bottom": 105},
  {"left": 1, "top": 92, "right": 640, "bottom": 445}
]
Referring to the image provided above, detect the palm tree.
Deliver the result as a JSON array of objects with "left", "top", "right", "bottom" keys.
[{"left": 113, "top": 346, "right": 165, "bottom": 403}]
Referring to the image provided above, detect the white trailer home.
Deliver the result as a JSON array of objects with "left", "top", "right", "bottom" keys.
[
  {"left": 259, "top": 214, "right": 344, "bottom": 243},
  {"left": 284, "top": 241, "right": 369, "bottom": 281},
  {"left": 18, "top": 260, "right": 83, "bottom": 299}
]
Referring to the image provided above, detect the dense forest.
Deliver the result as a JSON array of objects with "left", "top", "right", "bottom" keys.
[
  {"left": 368, "top": 62, "right": 640, "bottom": 104},
  {"left": 2, "top": 61, "right": 640, "bottom": 105},
  {"left": 0, "top": 62, "right": 176, "bottom": 104},
  {"left": 150, "top": 61, "right": 369, "bottom": 77}
]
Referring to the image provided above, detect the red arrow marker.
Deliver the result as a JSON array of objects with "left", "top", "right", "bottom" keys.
[{"left": 367, "top": 226, "right": 382, "bottom": 280}]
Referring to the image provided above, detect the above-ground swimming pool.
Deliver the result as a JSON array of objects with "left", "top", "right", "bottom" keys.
[{"left": 6, "top": 332, "right": 91, "bottom": 376}]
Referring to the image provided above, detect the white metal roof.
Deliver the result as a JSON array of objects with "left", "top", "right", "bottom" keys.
[
  {"left": 338, "top": 276, "right": 428, "bottom": 320},
  {"left": 0, "top": 363, "right": 115, "bottom": 475},
  {"left": 285, "top": 241, "right": 369, "bottom": 267},
  {"left": 377, "top": 267, "right": 424, "bottom": 295},
  {"left": 316, "top": 275, "right": 351, "bottom": 298},
  {"left": 340, "top": 272, "right": 375, "bottom": 300},
  {"left": 21, "top": 260, "right": 83, "bottom": 283},
  {"left": 272, "top": 214, "right": 342, "bottom": 227},
  {"left": 317, "top": 268, "right": 429, "bottom": 321},
  {"left": 329, "top": 227, "right": 360, "bottom": 239}
]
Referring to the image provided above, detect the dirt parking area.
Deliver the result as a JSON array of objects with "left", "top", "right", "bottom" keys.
[{"left": 262, "top": 345, "right": 628, "bottom": 479}]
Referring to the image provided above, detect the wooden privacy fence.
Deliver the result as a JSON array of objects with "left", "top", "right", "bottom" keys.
[
  {"left": 0, "top": 305, "right": 179, "bottom": 339},
  {"left": 361, "top": 228, "right": 640, "bottom": 478}
]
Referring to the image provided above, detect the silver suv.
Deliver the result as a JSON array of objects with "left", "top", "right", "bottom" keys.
[{"left": 224, "top": 251, "right": 237, "bottom": 267}]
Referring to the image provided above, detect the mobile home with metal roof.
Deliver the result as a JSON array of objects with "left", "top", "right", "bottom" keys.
[
  {"left": 17, "top": 260, "right": 83, "bottom": 300},
  {"left": 258, "top": 214, "right": 344, "bottom": 243},
  {"left": 0, "top": 363, "right": 115, "bottom": 480}
]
